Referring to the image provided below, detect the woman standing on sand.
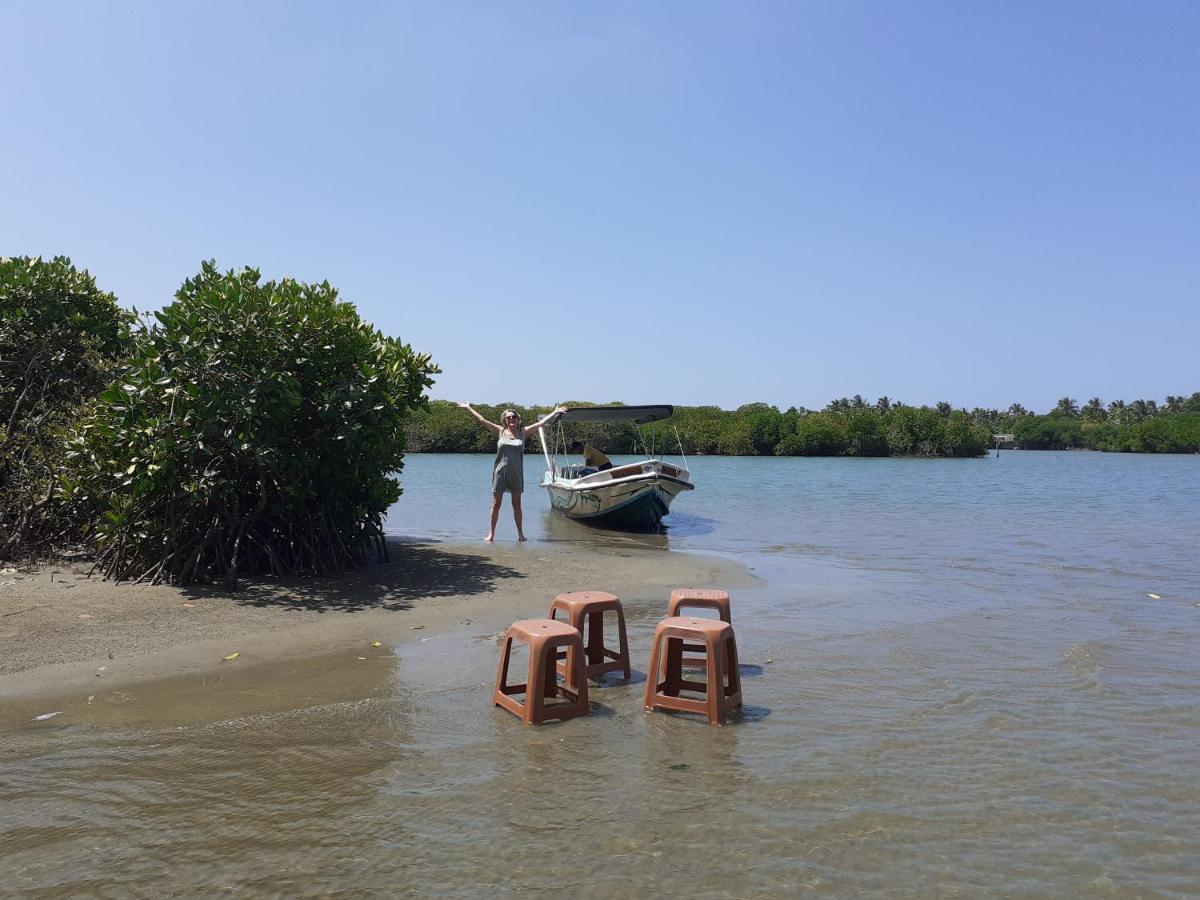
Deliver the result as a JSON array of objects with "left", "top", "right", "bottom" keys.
[{"left": 457, "top": 403, "right": 566, "bottom": 542}]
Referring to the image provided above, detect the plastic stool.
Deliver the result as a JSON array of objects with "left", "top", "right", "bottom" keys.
[
  {"left": 549, "top": 590, "right": 631, "bottom": 684},
  {"left": 644, "top": 617, "right": 742, "bottom": 725},
  {"left": 493, "top": 619, "right": 589, "bottom": 725}
]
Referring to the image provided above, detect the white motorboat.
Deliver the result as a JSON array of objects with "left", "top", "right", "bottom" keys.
[{"left": 537, "top": 405, "right": 694, "bottom": 531}]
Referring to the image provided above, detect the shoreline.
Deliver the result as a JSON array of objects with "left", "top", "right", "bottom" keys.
[{"left": 0, "top": 538, "right": 756, "bottom": 708}]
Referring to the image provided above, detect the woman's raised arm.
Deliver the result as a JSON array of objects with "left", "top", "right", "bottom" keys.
[
  {"left": 457, "top": 401, "right": 501, "bottom": 435},
  {"left": 524, "top": 405, "right": 568, "bottom": 435}
]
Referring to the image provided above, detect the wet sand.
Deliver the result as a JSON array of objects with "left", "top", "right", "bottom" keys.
[{"left": 0, "top": 538, "right": 755, "bottom": 708}]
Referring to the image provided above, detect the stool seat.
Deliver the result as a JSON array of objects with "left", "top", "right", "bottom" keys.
[
  {"left": 509, "top": 618, "right": 581, "bottom": 640},
  {"left": 552, "top": 590, "right": 620, "bottom": 612},
  {"left": 668, "top": 588, "right": 732, "bottom": 623},
  {"left": 644, "top": 616, "right": 742, "bottom": 725},
  {"left": 494, "top": 617, "right": 589, "bottom": 725},
  {"left": 670, "top": 588, "right": 728, "bottom": 603},
  {"left": 549, "top": 591, "right": 631, "bottom": 684},
  {"left": 658, "top": 615, "right": 729, "bottom": 635}
]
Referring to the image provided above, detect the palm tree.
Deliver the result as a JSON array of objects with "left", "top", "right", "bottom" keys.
[
  {"left": 1054, "top": 396, "right": 1079, "bottom": 417},
  {"left": 825, "top": 397, "right": 851, "bottom": 412},
  {"left": 875, "top": 396, "right": 892, "bottom": 414},
  {"left": 1008, "top": 403, "right": 1029, "bottom": 417},
  {"left": 1165, "top": 395, "right": 1183, "bottom": 414},
  {"left": 935, "top": 401, "right": 953, "bottom": 416},
  {"left": 850, "top": 394, "right": 867, "bottom": 409},
  {"left": 1108, "top": 399, "right": 1127, "bottom": 424},
  {"left": 1081, "top": 397, "right": 1106, "bottom": 421},
  {"left": 972, "top": 408, "right": 1000, "bottom": 428}
]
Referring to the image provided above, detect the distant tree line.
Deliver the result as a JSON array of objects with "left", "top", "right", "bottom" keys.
[
  {"left": 995, "top": 395, "right": 1200, "bottom": 453},
  {"left": 407, "top": 394, "right": 1200, "bottom": 457},
  {"left": 406, "top": 400, "right": 993, "bottom": 457}
]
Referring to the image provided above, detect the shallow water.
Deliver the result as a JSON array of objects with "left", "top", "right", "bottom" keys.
[{"left": 4, "top": 452, "right": 1200, "bottom": 896}]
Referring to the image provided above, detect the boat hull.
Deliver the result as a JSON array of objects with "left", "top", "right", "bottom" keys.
[{"left": 544, "top": 470, "right": 692, "bottom": 532}]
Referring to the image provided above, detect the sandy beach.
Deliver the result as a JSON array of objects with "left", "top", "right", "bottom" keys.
[{"left": 0, "top": 538, "right": 755, "bottom": 709}]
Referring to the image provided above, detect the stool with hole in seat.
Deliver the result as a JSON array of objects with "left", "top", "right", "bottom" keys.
[{"left": 493, "top": 618, "right": 589, "bottom": 725}]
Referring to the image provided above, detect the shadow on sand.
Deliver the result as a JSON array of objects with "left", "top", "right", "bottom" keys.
[{"left": 180, "top": 539, "right": 525, "bottom": 613}]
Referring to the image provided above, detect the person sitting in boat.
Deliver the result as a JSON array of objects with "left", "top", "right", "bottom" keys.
[
  {"left": 569, "top": 441, "right": 613, "bottom": 472},
  {"left": 457, "top": 402, "right": 566, "bottom": 542}
]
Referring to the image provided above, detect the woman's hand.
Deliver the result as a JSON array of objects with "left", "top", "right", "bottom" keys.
[
  {"left": 553, "top": 404, "right": 568, "bottom": 416},
  {"left": 458, "top": 401, "right": 500, "bottom": 433}
]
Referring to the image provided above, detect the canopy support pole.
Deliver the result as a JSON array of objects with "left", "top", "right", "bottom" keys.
[{"left": 538, "top": 427, "right": 553, "bottom": 481}]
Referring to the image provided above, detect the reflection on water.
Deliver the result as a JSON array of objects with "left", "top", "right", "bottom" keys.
[
  {"left": 4, "top": 452, "right": 1200, "bottom": 894},
  {"left": 537, "top": 505, "right": 718, "bottom": 546},
  {"left": 540, "top": 509, "right": 669, "bottom": 550}
]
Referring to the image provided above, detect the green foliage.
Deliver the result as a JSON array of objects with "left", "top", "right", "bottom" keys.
[
  {"left": 1092, "top": 415, "right": 1200, "bottom": 453},
  {"left": 68, "top": 262, "right": 438, "bottom": 585},
  {"left": 940, "top": 411, "right": 991, "bottom": 457},
  {"left": 669, "top": 405, "right": 727, "bottom": 455},
  {"left": 1, "top": 256, "right": 132, "bottom": 558},
  {"left": 885, "top": 406, "right": 941, "bottom": 456},
  {"left": 844, "top": 410, "right": 890, "bottom": 456},
  {"left": 776, "top": 413, "right": 847, "bottom": 456},
  {"left": 1012, "top": 415, "right": 1084, "bottom": 450},
  {"left": 405, "top": 389, "right": 1200, "bottom": 459}
]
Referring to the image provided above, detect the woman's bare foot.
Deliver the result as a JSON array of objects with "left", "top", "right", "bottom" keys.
[
  {"left": 485, "top": 533, "right": 495, "bottom": 542},
  {"left": 517, "top": 534, "right": 528, "bottom": 542}
]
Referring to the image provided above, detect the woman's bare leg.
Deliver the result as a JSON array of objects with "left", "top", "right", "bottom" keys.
[
  {"left": 513, "top": 492, "right": 527, "bottom": 541},
  {"left": 486, "top": 493, "right": 502, "bottom": 542}
]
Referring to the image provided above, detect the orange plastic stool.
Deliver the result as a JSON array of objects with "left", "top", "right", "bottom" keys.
[
  {"left": 644, "top": 617, "right": 742, "bottom": 725},
  {"left": 667, "top": 589, "right": 732, "bottom": 665},
  {"left": 668, "top": 588, "right": 732, "bottom": 623},
  {"left": 549, "top": 591, "right": 631, "bottom": 684},
  {"left": 494, "top": 619, "right": 589, "bottom": 725}
]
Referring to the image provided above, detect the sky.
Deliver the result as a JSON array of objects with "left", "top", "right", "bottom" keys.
[{"left": 3, "top": 1, "right": 1197, "bottom": 412}]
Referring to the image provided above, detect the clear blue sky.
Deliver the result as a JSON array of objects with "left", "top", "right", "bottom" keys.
[{"left": 3, "top": 1, "right": 1197, "bottom": 412}]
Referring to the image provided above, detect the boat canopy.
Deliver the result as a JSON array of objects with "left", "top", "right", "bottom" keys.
[{"left": 557, "top": 405, "right": 674, "bottom": 425}]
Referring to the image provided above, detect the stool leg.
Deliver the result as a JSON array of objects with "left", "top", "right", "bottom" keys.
[
  {"left": 706, "top": 634, "right": 725, "bottom": 725},
  {"left": 569, "top": 637, "right": 589, "bottom": 712},
  {"left": 542, "top": 642, "right": 559, "bottom": 700},
  {"left": 586, "top": 610, "right": 604, "bottom": 667},
  {"left": 525, "top": 643, "right": 552, "bottom": 724},
  {"left": 725, "top": 632, "right": 742, "bottom": 707},
  {"left": 495, "top": 636, "right": 512, "bottom": 698},
  {"left": 616, "top": 606, "right": 631, "bottom": 680},
  {"left": 521, "top": 639, "right": 540, "bottom": 724},
  {"left": 664, "top": 637, "right": 685, "bottom": 697},
  {"left": 556, "top": 610, "right": 580, "bottom": 692},
  {"left": 643, "top": 630, "right": 664, "bottom": 710}
]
